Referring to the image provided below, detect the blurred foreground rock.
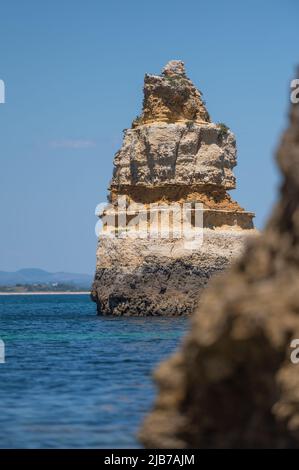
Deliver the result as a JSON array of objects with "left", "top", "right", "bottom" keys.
[{"left": 139, "top": 89, "right": 299, "bottom": 447}]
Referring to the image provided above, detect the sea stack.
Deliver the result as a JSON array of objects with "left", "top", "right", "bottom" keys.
[{"left": 91, "top": 60, "right": 255, "bottom": 316}]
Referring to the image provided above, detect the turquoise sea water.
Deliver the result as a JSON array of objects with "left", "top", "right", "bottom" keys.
[{"left": 0, "top": 295, "right": 188, "bottom": 448}]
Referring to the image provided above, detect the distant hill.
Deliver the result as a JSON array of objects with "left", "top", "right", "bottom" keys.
[{"left": 0, "top": 268, "right": 93, "bottom": 288}]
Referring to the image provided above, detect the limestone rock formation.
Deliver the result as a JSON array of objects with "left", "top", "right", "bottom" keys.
[
  {"left": 134, "top": 59, "right": 211, "bottom": 126},
  {"left": 92, "top": 61, "right": 255, "bottom": 316},
  {"left": 139, "top": 96, "right": 299, "bottom": 447}
]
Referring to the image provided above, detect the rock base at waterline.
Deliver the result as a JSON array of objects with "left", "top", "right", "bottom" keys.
[{"left": 91, "top": 229, "right": 255, "bottom": 316}]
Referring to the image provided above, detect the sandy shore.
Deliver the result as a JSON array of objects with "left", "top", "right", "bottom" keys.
[{"left": 0, "top": 291, "right": 90, "bottom": 296}]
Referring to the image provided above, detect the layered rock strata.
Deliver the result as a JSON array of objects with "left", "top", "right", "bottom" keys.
[
  {"left": 92, "top": 60, "right": 255, "bottom": 316},
  {"left": 139, "top": 90, "right": 299, "bottom": 447}
]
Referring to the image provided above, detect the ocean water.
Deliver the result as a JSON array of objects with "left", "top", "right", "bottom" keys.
[{"left": 0, "top": 294, "right": 188, "bottom": 448}]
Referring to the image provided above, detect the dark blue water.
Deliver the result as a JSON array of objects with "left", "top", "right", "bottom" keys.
[{"left": 0, "top": 295, "right": 188, "bottom": 448}]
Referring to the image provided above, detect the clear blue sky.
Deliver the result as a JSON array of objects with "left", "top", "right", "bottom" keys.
[{"left": 0, "top": 0, "right": 298, "bottom": 274}]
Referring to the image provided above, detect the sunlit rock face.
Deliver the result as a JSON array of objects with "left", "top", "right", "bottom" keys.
[
  {"left": 139, "top": 96, "right": 299, "bottom": 448},
  {"left": 111, "top": 123, "right": 237, "bottom": 190},
  {"left": 91, "top": 61, "right": 255, "bottom": 316}
]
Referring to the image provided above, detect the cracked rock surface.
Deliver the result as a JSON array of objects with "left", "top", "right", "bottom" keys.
[{"left": 111, "top": 123, "right": 237, "bottom": 190}]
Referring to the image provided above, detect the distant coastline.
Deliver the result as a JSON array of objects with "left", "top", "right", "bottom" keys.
[{"left": 0, "top": 291, "right": 90, "bottom": 296}]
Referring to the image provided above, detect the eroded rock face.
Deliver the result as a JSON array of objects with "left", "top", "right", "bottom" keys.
[
  {"left": 111, "top": 123, "right": 237, "bottom": 190},
  {"left": 139, "top": 98, "right": 299, "bottom": 447},
  {"left": 92, "top": 60, "right": 255, "bottom": 316},
  {"left": 93, "top": 232, "right": 250, "bottom": 316},
  {"left": 136, "top": 60, "right": 210, "bottom": 125}
]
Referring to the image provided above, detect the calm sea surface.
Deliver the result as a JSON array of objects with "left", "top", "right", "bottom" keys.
[{"left": 0, "top": 295, "right": 188, "bottom": 448}]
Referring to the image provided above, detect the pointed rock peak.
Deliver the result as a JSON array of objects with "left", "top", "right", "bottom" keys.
[
  {"left": 162, "top": 60, "right": 186, "bottom": 77},
  {"left": 132, "top": 60, "right": 211, "bottom": 127}
]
